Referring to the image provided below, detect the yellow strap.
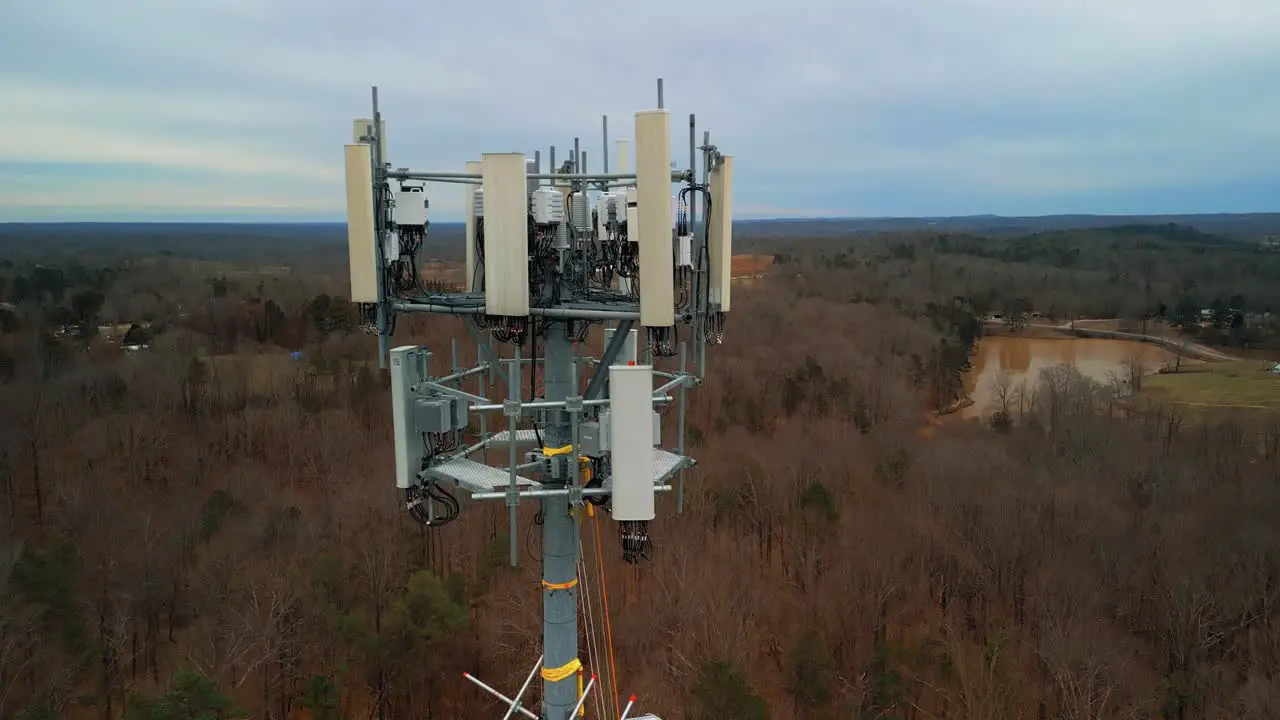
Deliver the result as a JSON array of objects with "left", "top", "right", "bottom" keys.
[
  {"left": 542, "top": 577, "right": 578, "bottom": 590},
  {"left": 541, "top": 657, "right": 582, "bottom": 683},
  {"left": 544, "top": 446, "right": 592, "bottom": 464}
]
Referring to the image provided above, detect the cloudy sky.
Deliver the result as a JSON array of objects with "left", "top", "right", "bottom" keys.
[{"left": 2, "top": 0, "right": 1278, "bottom": 222}]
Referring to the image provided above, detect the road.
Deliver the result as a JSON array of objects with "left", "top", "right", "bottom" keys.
[{"left": 1033, "top": 319, "right": 1234, "bottom": 361}]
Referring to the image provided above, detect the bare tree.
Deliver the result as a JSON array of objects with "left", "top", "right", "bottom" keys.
[
  {"left": 1125, "top": 352, "right": 1146, "bottom": 393},
  {"left": 990, "top": 370, "right": 1014, "bottom": 423},
  {"left": 1164, "top": 338, "right": 1191, "bottom": 374}
]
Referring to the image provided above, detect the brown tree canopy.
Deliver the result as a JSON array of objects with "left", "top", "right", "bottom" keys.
[{"left": 1, "top": 224, "right": 1278, "bottom": 719}]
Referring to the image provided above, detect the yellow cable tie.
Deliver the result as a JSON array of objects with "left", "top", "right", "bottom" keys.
[
  {"left": 542, "top": 577, "right": 579, "bottom": 591},
  {"left": 543, "top": 445, "right": 573, "bottom": 457},
  {"left": 541, "top": 658, "right": 582, "bottom": 683}
]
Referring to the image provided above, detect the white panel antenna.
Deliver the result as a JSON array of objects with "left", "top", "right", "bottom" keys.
[
  {"left": 390, "top": 346, "right": 428, "bottom": 489},
  {"left": 603, "top": 327, "right": 638, "bottom": 364},
  {"left": 464, "top": 160, "right": 482, "bottom": 292},
  {"left": 482, "top": 153, "right": 531, "bottom": 316},
  {"left": 615, "top": 139, "right": 630, "bottom": 175},
  {"left": 343, "top": 143, "right": 378, "bottom": 303},
  {"left": 708, "top": 154, "right": 735, "bottom": 312},
  {"left": 608, "top": 364, "right": 656, "bottom": 522},
  {"left": 635, "top": 110, "right": 675, "bottom": 327}
]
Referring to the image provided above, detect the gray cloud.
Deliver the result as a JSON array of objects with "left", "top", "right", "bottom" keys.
[{"left": 1, "top": 0, "right": 1277, "bottom": 220}]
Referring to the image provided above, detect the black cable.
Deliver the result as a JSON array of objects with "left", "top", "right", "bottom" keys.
[
  {"left": 586, "top": 458, "right": 608, "bottom": 506},
  {"left": 472, "top": 217, "right": 486, "bottom": 292},
  {"left": 647, "top": 325, "right": 677, "bottom": 358},
  {"left": 676, "top": 184, "right": 714, "bottom": 316},
  {"left": 619, "top": 520, "right": 652, "bottom": 564}
]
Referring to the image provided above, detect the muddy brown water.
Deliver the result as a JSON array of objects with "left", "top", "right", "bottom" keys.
[{"left": 961, "top": 336, "right": 1174, "bottom": 420}]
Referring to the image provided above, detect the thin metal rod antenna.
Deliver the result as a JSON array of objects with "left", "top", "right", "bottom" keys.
[
  {"left": 602, "top": 115, "right": 609, "bottom": 173},
  {"left": 571, "top": 674, "right": 598, "bottom": 717},
  {"left": 502, "top": 655, "right": 545, "bottom": 720},
  {"left": 574, "top": 137, "right": 581, "bottom": 172},
  {"left": 371, "top": 85, "right": 390, "bottom": 368},
  {"left": 657, "top": 78, "right": 664, "bottom": 109},
  {"left": 689, "top": 112, "right": 700, "bottom": 360},
  {"left": 677, "top": 341, "right": 687, "bottom": 513},
  {"left": 506, "top": 353, "right": 520, "bottom": 567},
  {"left": 700, "top": 129, "right": 712, "bottom": 378},
  {"left": 462, "top": 673, "right": 540, "bottom": 720}
]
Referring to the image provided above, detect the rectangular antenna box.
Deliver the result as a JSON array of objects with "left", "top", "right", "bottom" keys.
[
  {"left": 581, "top": 410, "right": 659, "bottom": 457},
  {"left": 352, "top": 118, "right": 387, "bottom": 160},
  {"left": 414, "top": 399, "right": 452, "bottom": 434},
  {"left": 625, "top": 187, "right": 638, "bottom": 230},
  {"left": 393, "top": 187, "right": 427, "bottom": 227},
  {"left": 603, "top": 327, "right": 639, "bottom": 364},
  {"left": 531, "top": 186, "right": 565, "bottom": 225},
  {"left": 708, "top": 155, "right": 735, "bottom": 311},
  {"left": 608, "top": 363, "right": 657, "bottom": 521},
  {"left": 464, "top": 160, "right": 482, "bottom": 292},
  {"left": 414, "top": 396, "right": 466, "bottom": 434},
  {"left": 676, "top": 235, "right": 693, "bottom": 268},
  {"left": 482, "top": 153, "right": 531, "bottom": 316},
  {"left": 635, "top": 110, "right": 674, "bottom": 327},
  {"left": 343, "top": 143, "right": 378, "bottom": 303},
  {"left": 390, "top": 346, "right": 428, "bottom": 489}
]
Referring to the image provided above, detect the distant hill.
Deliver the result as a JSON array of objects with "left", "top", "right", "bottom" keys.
[
  {"left": 1, "top": 213, "right": 1278, "bottom": 263},
  {"left": 731, "top": 213, "right": 1280, "bottom": 239}
]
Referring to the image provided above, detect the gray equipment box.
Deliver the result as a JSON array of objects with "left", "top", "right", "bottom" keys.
[
  {"left": 415, "top": 398, "right": 455, "bottom": 433},
  {"left": 579, "top": 420, "right": 606, "bottom": 456}
]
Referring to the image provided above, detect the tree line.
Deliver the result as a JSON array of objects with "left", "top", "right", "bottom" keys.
[{"left": 1, "top": 224, "right": 1277, "bottom": 718}]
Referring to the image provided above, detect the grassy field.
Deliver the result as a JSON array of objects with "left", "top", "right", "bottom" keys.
[{"left": 1142, "top": 359, "right": 1280, "bottom": 411}]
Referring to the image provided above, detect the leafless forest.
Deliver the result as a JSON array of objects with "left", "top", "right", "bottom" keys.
[{"left": 1, "top": 224, "right": 1279, "bottom": 719}]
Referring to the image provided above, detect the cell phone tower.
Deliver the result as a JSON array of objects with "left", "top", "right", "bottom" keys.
[{"left": 343, "top": 78, "right": 734, "bottom": 720}]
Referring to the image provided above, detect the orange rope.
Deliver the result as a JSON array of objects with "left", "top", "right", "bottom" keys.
[{"left": 592, "top": 510, "right": 621, "bottom": 718}]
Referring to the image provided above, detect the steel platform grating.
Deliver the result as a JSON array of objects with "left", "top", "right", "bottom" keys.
[
  {"left": 487, "top": 429, "right": 540, "bottom": 445},
  {"left": 428, "top": 458, "right": 535, "bottom": 493},
  {"left": 652, "top": 448, "right": 688, "bottom": 485}
]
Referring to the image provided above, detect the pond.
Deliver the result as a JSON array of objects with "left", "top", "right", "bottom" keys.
[{"left": 961, "top": 336, "right": 1174, "bottom": 420}]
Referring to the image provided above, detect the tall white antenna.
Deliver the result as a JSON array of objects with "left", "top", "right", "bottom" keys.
[{"left": 344, "top": 78, "right": 736, "bottom": 719}]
